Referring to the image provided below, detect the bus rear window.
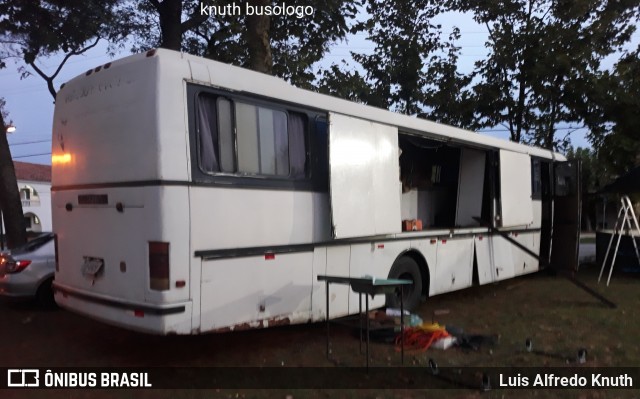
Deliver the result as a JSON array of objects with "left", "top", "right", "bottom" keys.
[{"left": 196, "top": 93, "right": 308, "bottom": 179}]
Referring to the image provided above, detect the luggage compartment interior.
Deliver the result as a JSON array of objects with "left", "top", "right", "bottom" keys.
[{"left": 399, "top": 133, "right": 491, "bottom": 230}]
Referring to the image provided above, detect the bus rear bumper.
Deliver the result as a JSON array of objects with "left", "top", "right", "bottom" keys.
[{"left": 53, "top": 282, "right": 193, "bottom": 335}]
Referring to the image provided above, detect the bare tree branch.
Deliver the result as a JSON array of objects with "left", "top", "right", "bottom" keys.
[
  {"left": 27, "top": 36, "right": 101, "bottom": 100},
  {"left": 27, "top": 62, "right": 57, "bottom": 99},
  {"left": 52, "top": 36, "right": 100, "bottom": 80}
]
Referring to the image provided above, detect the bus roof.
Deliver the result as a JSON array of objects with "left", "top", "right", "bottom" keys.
[{"left": 63, "top": 49, "right": 565, "bottom": 161}]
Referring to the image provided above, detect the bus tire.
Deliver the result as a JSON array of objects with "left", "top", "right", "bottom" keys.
[{"left": 386, "top": 256, "right": 423, "bottom": 311}]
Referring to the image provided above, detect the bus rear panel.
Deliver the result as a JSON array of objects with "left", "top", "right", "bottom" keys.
[{"left": 52, "top": 52, "right": 193, "bottom": 334}]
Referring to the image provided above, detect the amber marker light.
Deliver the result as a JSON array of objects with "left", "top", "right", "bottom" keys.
[{"left": 52, "top": 153, "right": 72, "bottom": 164}]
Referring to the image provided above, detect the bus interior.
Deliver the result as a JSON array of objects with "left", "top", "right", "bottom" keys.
[{"left": 398, "top": 133, "right": 492, "bottom": 230}]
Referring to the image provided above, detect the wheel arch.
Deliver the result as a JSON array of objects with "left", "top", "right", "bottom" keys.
[
  {"left": 392, "top": 249, "right": 430, "bottom": 299},
  {"left": 36, "top": 273, "right": 55, "bottom": 291},
  {"left": 35, "top": 275, "right": 56, "bottom": 307}
]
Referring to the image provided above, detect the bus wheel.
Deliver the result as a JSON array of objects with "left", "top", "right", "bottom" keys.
[{"left": 386, "top": 256, "right": 423, "bottom": 311}]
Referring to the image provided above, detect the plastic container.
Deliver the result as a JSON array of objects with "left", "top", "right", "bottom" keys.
[{"left": 432, "top": 336, "right": 457, "bottom": 350}]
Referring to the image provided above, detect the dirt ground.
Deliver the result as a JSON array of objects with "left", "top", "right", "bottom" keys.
[{"left": 1, "top": 262, "right": 639, "bottom": 399}]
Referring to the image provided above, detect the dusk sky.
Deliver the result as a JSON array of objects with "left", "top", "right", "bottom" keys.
[{"left": 3, "top": 10, "right": 628, "bottom": 165}]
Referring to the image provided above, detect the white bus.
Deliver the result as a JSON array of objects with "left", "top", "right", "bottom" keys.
[{"left": 51, "top": 49, "right": 580, "bottom": 334}]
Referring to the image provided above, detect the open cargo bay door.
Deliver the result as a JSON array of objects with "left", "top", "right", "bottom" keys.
[
  {"left": 328, "top": 113, "right": 402, "bottom": 239},
  {"left": 498, "top": 150, "right": 534, "bottom": 228},
  {"left": 550, "top": 160, "right": 581, "bottom": 271},
  {"left": 456, "top": 148, "right": 486, "bottom": 226}
]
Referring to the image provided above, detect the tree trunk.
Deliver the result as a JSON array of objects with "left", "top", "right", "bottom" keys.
[
  {"left": 245, "top": 0, "right": 273, "bottom": 74},
  {"left": 157, "top": 0, "right": 183, "bottom": 51},
  {"left": 0, "top": 111, "right": 27, "bottom": 249}
]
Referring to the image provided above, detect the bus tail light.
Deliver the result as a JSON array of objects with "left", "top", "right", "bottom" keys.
[{"left": 149, "top": 242, "right": 170, "bottom": 291}]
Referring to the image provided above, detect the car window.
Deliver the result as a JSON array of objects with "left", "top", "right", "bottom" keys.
[{"left": 11, "top": 233, "right": 54, "bottom": 254}]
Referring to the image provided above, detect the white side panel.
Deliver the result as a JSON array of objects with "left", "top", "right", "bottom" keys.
[
  {"left": 474, "top": 235, "right": 494, "bottom": 285},
  {"left": 310, "top": 247, "right": 327, "bottom": 321},
  {"left": 371, "top": 241, "right": 415, "bottom": 281},
  {"left": 512, "top": 231, "right": 539, "bottom": 276},
  {"left": 432, "top": 237, "right": 474, "bottom": 295},
  {"left": 329, "top": 113, "right": 401, "bottom": 238},
  {"left": 410, "top": 238, "right": 438, "bottom": 295},
  {"left": 190, "top": 188, "right": 331, "bottom": 251},
  {"left": 531, "top": 231, "right": 541, "bottom": 271},
  {"left": 456, "top": 149, "right": 486, "bottom": 227},
  {"left": 401, "top": 190, "right": 418, "bottom": 220},
  {"left": 146, "top": 186, "right": 192, "bottom": 304},
  {"left": 325, "top": 246, "right": 351, "bottom": 318},
  {"left": 189, "top": 60, "right": 211, "bottom": 84},
  {"left": 54, "top": 291, "right": 193, "bottom": 334},
  {"left": 200, "top": 252, "right": 313, "bottom": 331},
  {"left": 401, "top": 190, "right": 431, "bottom": 226},
  {"left": 157, "top": 57, "right": 192, "bottom": 181},
  {"left": 499, "top": 150, "right": 533, "bottom": 227},
  {"left": 348, "top": 241, "right": 412, "bottom": 314},
  {"left": 53, "top": 186, "right": 190, "bottom": 304},
  {"left": 491, "top": 236, "right": 515, "bottom": 281},
  {"left": 348, "top": 243, "right": 375, "bottom": 314},
  {"left": 531, "top": 199, "right": 542, "bottom": 229},
  {"left": 191, "top": 257, "right": 202, "bottom": 333},
  {"left": 52, "top": 57, "right": 161, "bottom": 186}
]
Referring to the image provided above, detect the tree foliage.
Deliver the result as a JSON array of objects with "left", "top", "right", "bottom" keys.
[
  {"left": 583, "top": 48, "right": 640, "bottom": 176},
  {"left": 317, "top": 0, "right": 474, "bottom": 126},
  {"left": 0, "top": 0, "right": 130, "bottom": 99},
  {"left": 0, "top": 0, "right": 129, "bottom": 248},
  {"left": 451, "top": 0, "right": 640, "bottom": 150},
  {"left": 566, "top": 147, "right": 610, "bottom": 193},
  {"left": 128, "top": 0, "right": 358, "bottom": 86},
  {"left": 0, "top": 99, "right": 26, "bottom": 248}
]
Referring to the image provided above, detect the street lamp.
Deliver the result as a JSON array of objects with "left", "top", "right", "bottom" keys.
[{"left": 6, "top": 125, "right": 16, "bottom": 133}]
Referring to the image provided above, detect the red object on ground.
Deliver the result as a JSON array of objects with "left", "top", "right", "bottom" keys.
[{"left": 395, "top": 327, "right": 450, "bottom": 352}]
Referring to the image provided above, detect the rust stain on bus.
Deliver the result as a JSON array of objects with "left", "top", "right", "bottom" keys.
[{"left": 211, "top": 317, "right": 292, "bottom": 333}]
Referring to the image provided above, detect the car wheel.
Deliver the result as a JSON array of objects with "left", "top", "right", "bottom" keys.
[
  {"left": 386, "top": 256, "right": 423, "bottom": 311},
  {"left": 36, "top": 278, "right": 57, "bottom": 309}
]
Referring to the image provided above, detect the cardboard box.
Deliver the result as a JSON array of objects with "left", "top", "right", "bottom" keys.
[{"left": 402, "top": 219, "right": 423, "bottom": 231}]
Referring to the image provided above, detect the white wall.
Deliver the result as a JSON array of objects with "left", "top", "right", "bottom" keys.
[{"left": 1, "top": 179, "right": 53, "bottom": 234}]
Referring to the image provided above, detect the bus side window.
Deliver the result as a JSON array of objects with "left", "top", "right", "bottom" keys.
[
  {"left": 197, "top": 94, "right": 221, "bottom": 173},
  {"left": 531, "top": 158, "right": 542, "bottom": 199},
  {"left": 197, "top": 95, "right": 237, "bottom": 173},
  {"left": 217, "top": 98, "right": 235, "bottom": 172},
  {"left": 313, "top": 117, "right": 329, "bottom": 190},
  {"left": 289, "top": 111, "right": 307, "bottom": 178},
  {"left": 196, "top": 90, "right": 309, "bottom": 180},
  {"left": 314, "top": 118, "right": 328, "bottom": 167},
  {"left": 236, "top": 102, "right": 290, "bottom": 176}
]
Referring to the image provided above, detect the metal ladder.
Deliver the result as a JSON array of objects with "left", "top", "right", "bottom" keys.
[{"left": 598, "top": 195, "right": 640, "bottom": 286}]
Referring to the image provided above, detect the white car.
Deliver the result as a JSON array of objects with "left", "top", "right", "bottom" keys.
[{"left": 0, "top": 233, "right": 56, "bottom": 307}]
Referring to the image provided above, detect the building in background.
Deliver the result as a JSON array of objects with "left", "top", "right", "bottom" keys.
[{"left": 12, "top": 161, "right": 52, "bottom": 233}]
